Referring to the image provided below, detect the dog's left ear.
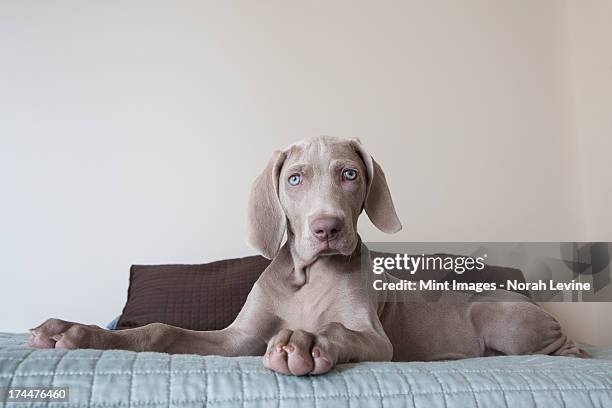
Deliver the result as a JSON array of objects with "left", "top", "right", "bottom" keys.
[
  {"left": 351, "top": 138, "right": 402, "bottom": 234},
  {"left": 247, "top": 150, "right": 288, "bottom": 259}
]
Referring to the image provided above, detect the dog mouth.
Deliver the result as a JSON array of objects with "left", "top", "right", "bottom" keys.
[
  {"left": 312, "top": 238, "right": 353, "bottom": 257},
  {"left": 311, "top": 239, "right": 337, "bottom": 255}
]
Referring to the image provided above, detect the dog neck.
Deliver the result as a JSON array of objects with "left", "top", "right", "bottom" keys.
[{"left": 282, "top": 232, "right": 363, "bottom": 288}]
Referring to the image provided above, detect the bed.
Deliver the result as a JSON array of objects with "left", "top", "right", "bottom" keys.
[{"left": 1, "top": 332, "right": 611, "bottom": 407}]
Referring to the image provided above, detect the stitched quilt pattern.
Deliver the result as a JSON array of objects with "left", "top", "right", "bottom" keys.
[{"left": 1, "top": 333, "right": 611, "bottom": 408}]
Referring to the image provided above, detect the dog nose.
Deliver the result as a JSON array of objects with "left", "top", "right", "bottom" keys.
[{"left": 310, "top": 217, "right": 343, "bottom": 241}]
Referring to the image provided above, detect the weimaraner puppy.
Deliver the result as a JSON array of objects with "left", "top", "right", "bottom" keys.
[{"left": 30, "top": 136, "right": 581, "bottom": 375}]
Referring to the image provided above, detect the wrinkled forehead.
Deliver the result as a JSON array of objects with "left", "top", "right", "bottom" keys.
[{"left": 283, "top": 138, "right": 364, "bottom": 170}]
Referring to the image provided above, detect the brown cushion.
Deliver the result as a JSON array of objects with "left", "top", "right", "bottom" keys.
[
  {"left": 116, "top": 252, "right": 527, "bottom": 331},
  {"left": 116, "top": 255, "right": 271, "bottom": 331}
]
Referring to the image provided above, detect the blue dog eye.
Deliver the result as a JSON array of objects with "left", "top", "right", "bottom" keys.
[
  {"left": 343, "top": 169, "right": 358, "bottom": 181},
  {"left": 288, "top": 174, "right": 301, "bottom": 186}
]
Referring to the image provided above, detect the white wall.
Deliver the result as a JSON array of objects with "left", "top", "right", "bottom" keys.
[
  {"left": 547, "top": 0, "right": 612, "bottom": 346},
  {"left": 0, "top": 1, "right": 608, "bottom": 343},
  {"left": 566, "top": 0, "right": 612, "bottom": 243}
]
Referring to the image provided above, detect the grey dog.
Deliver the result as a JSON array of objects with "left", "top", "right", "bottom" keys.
[{"left": 30, "top": 136, "right": 581, "bottom": 375}]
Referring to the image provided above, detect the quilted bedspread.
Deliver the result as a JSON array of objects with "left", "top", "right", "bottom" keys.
[{"left": 1, "top": 333, "right": 611, "bottom": 408}]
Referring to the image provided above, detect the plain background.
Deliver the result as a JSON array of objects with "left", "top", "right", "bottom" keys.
[{"left": 1, "top": 1, "right": 611, "bottom": 344}]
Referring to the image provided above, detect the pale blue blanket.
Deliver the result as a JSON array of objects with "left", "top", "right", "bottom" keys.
[{"left": 1, "top": 333, "right": 611, "bottom": 407}]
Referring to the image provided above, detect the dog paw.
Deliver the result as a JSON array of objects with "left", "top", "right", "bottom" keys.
[
  {"left": 263, "top": 329, "right": 337, "bottom": 375},
  {"left": 28, "top": 318, "right": 103, "bottom": 349}
]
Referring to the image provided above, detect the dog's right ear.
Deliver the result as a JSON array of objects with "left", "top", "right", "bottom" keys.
[{"left": 247, "top": 150, "right": 287, "bottom": 259}]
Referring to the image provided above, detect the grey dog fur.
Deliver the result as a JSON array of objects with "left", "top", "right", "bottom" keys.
[{"left": 29, "top": 136, "right": 581, "bottom": 375}]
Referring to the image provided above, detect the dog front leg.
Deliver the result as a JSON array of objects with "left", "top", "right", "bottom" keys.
[
  {"left": 114, "top": 323, "right": 267, "bottom": 356},
  {"left": 264, "top": 322, "right": 393, "bottom": 376},
  {"left": 29, "top": 318, "right": 266, "bottom": 356}
]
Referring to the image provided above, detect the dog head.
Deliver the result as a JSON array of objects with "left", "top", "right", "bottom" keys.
[{"left": 248, "top": 136, "right": 401, "bottom": 262}]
